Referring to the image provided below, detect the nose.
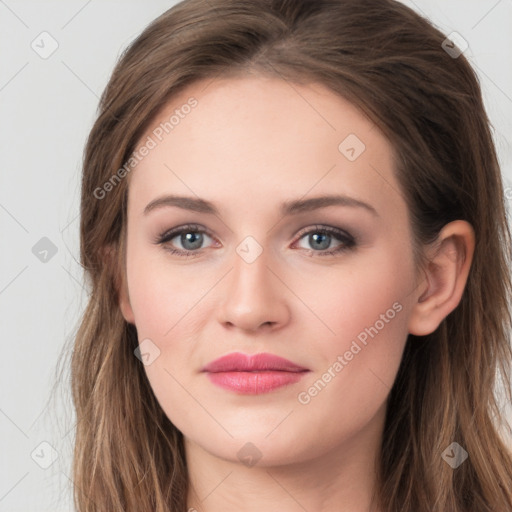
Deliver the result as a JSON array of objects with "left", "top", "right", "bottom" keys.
[{"left": 217, "top": 246, "right": 290, "bottom": 332}]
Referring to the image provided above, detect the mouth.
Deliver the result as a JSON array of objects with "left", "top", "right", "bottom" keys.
[{"left": 201, "top": 352, "right": 310, "bottom": 394}]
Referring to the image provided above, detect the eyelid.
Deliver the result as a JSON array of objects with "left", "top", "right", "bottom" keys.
[
  {"left": 293, "top": 224, "right": 354, "bottom": 242},
  {"left": 156, "top": 223, "right": 213, "bottom": 242}
]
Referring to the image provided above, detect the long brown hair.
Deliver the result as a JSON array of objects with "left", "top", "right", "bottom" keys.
[{"left": 70, "top": 0, "right": 512, "bottom": 510}]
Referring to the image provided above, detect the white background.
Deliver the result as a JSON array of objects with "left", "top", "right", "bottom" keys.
[{"left": 1, "top": 1, "right": 511, "bottom": 510}]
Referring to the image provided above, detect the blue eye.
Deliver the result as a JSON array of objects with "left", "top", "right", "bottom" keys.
[
  {"left": 293, "top": 225, "right": 356, "bottom": 256},
  {"left": 156, "top": 224, "right": 214, "bottom": 258},
  {"left": 155, "top": 223, "right": 356, "bottom": 258}
]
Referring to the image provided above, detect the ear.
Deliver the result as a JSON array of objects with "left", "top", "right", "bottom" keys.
[
  {"left": 100, "top": 244, "right": 135, "bottom": 325},
  {"left": 408, "top": 220, "right": 475, "bottom": 336}
]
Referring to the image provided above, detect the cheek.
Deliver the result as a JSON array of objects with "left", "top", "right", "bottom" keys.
[
  {"left": 292, "top": 243, "right": 413, "bottom": 404},
  {"left": 125, "top": 247, "right": 214, "bottom": 422},
  {"left": 126, "top": 246, "right": 206, "bottom": 339},
  {"left": 289, "top": 282, "right": 410, "bottom": 458},
  {"left": 126, "top": 253, "right": 208, "bottom": 434},
  {"left": 299, "top": 239, "right": 413, "bottom": 348}
]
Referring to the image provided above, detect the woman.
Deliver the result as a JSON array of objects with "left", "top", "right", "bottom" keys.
[{"left": 71, "top": 0, "right": 512, "bottom": 510}]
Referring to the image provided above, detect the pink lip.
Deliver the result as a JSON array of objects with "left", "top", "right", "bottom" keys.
[{"left": 202, "top": 352, "right": 310, "bottom": 394}]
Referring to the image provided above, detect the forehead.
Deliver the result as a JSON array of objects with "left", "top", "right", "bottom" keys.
[{"left": 128, "top": 75, "right": 404, "bottom": 220}]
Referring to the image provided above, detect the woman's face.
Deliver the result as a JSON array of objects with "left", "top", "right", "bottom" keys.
[{"left": 120, "top": 75, "right": 421, "bottom": 466}]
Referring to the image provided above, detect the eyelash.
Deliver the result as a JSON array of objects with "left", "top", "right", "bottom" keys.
[{"left": 154, "top": 223, "right": 356, "bottom": 258}]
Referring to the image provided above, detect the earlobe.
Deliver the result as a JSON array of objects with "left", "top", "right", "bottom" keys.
[
  {"left": 100, "top": 244, "right": 135, "bottom": 325},
  {"left": 118, "top": 275, "right": 135, "bottom": 325},
  {"left": 408, "top": 220, "right": 475, "bottom": 336}
]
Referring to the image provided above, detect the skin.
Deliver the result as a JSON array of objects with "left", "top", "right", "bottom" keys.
[{"left": 117, "top": 74, "right": 475, "bottom": 512}]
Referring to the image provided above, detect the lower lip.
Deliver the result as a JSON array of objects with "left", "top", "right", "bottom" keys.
[{"left": 205, "top": 371, "right": 308, "bottom": 394}]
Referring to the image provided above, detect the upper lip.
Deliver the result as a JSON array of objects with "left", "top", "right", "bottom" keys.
[{"left": 202, "top": 352, "right": 309, "bottom": 373}]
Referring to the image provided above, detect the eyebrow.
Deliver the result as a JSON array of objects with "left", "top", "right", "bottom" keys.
[{"left": 143, "top": 194, "right": 378, "bottom": 217}]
